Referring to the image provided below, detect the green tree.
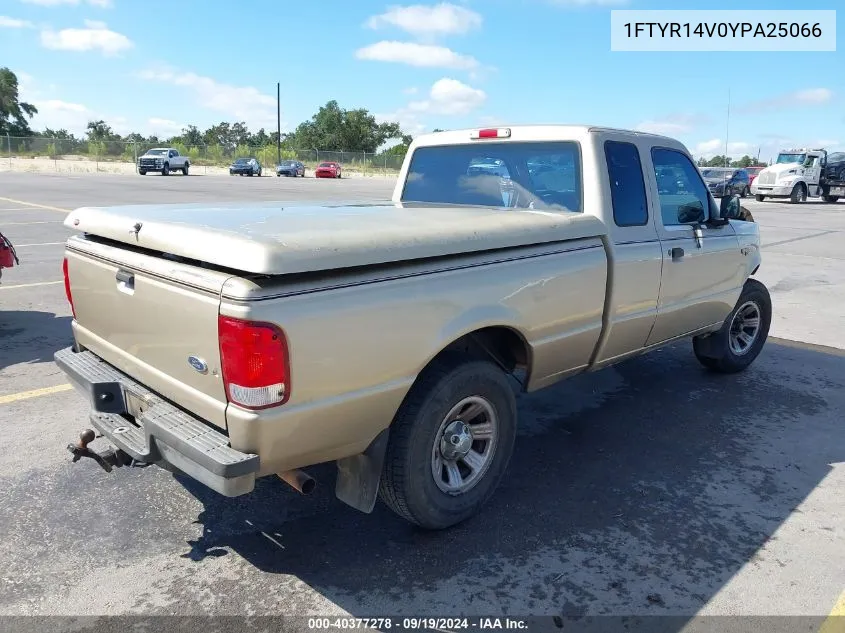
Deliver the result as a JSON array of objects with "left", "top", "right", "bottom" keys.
[
  {"left": 289, "top": 100, "right": 405, "bottom": 153},
  {"left": 0, "top": 67, "right": 38, "bottom": 135},
  {"left": 86, "top": 119, "right": 119, "bottom": 141}
]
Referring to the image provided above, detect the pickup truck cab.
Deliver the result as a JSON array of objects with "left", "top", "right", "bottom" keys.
[
  {"left": 56, "top": 125, "right": 769, "bottom": 530},
  {"left": 138, "top": 148, "right": 190, "bottom": 176}
]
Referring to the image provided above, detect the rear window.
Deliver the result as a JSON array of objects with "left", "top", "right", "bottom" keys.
[{"left": 401, "top": 141, "right": 582, "bottom": 212}]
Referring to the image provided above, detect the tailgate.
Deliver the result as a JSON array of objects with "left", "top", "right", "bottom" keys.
[{"left": 65, "top": 238, "right": 233, "bottom": 430}]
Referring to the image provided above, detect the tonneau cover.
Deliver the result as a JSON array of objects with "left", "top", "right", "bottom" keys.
[{"left": 65, "top": 200, "right": 607, "bottom": 275}]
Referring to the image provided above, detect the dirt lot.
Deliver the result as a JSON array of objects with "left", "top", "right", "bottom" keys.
[{"left": 0, "top": 172, "right": 842, "bottom": 627}]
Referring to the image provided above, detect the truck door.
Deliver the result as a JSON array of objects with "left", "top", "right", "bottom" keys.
[
  {"left": 592, "top": 139, "right": 663, "bottom": 364},
  {"left": 644, "top": 146, "right": 745, "bottom": 346},
  {"left": 803, "top": 154, "right": 822, "bottom": 193}
]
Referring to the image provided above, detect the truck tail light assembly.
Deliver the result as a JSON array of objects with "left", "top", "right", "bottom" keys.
[
  {"left": 62, "top": 257, "right": 76, "bottom": 318},
  {"left": 218, "top": 315, "right": 290, "bottom": 410},
  {"left": 471, "top": 128, "right": 511, "bottom": 140}
]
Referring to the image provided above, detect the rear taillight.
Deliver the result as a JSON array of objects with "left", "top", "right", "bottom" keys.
[
  {"left": 62, "top": 257, "right": 76, "bottom": 318},
  {"left": 472, "top": 127, "right": 511, "bottom": 139},
  {"left": 218, "top": 315, "right": 290, "bottom": 410}
]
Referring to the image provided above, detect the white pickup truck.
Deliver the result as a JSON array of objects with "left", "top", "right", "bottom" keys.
[
  {"left": 138, "top": 147, "right": 190, "bottom": 176},
  {"left": 56, "top": 125, "right": 769, "bottom": 530}
]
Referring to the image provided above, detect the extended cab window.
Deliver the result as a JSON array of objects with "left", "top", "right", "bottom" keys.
[
  {"left": 401, "top": 142, "right": 582, "bottom": 212},
  {"left": 651, "top": 148, "right": 710, "bottom": 226},
  {"left": 604, "top": 141, "right": 648, "bottom": 227}
]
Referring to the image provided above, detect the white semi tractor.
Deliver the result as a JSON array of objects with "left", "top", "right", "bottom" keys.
[{"left": 751, "top": 148, "right": 845, "bottom": 204}]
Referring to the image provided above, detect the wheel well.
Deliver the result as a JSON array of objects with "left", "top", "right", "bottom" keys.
[{"left": 434, "top": 326, "right": 531, "bottom": 385}]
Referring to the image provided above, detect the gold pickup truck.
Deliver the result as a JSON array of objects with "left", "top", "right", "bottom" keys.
[{"left": 55, "top": 125, "right": 769, "bottom": 530}]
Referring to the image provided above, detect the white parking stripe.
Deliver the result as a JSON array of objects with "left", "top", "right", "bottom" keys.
[
  {"left": 14, "top": 242, "right": 65, "bottom": 247},
  {"left": 0, "top": 280, "right": 63, "bottom": 290},
  {"left": 2, "top": 221, "right": 64, "bottom": 225}
]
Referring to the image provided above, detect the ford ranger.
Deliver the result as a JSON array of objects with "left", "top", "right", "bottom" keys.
[{"left": 55, "top": 125, "right": 770, "bottom": 530}]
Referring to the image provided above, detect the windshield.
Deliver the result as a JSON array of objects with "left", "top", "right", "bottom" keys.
[
  {"left": 746, "top": 166, "right": 763, "bottom": 174},
  {"left": 701, "top": 169, "right": 730, "bottom": 179},
  {"left": 776, "top": 153, "right": 806, "bottom": 164},
  {"left": 319, "top": 162, "right": 334, "bottom": 167},
  {"left": 234, "top": 158, "right": 250, "bottom": 164},
  {"left": 145, "top": 149, "right": 167, "bottom": 156},
  {"left": 279, "top": 160, "right": 295, "bottom": 166},
  {"left": 400, "top": 141, "right": 582, "bottom": 212}
]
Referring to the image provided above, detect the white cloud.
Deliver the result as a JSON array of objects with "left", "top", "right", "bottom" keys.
[
  {"left": 375, "top": 110, "right": 428, "bottom": 137},
  {"left": 0, "top": 15, "right": 35, "bottom": 28},
  {"left": 20, "top": 0, "right": 112, "bottom": 7},
  {"left": 737, "top": 88, "right": 833, "bottom": 114},
  {"left": 138, "top": 67, "right": 280, "bottom": 130},
  {"left": 365, "top": 3, "right": 482, "bottom": 39},
  {"left": 408, "top": 77, "right": 486, "bottom": 116},
  {"left": 40, "top": 20, "right": 132, "bottom": 55},
  {"left": 693, "top": 139, "right": 754, "bottom": 159},
  {"left": 355, "top": 41, "right": 479, "bottom": 69},
  {"left": 635, "top": 113, "right": 711, "bottom": 136}
]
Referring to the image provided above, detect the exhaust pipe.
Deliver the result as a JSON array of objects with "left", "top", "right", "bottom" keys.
[{"left": 278, "top": 469, "right": 316, "bottom": 495}]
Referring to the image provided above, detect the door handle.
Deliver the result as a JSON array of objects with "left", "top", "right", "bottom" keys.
[
  {"left": 669, "top": 247, "right": 684, "bottom": 260},
  {"left": 115, "top": 268, "right": 135, "bottom": 293}
]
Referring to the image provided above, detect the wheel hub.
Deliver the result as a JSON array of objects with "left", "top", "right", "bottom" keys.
[{"left": 439, "top": 420, "right": 473, "bottom": 460}]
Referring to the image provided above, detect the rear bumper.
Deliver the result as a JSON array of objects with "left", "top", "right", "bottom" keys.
[{"left": 54, "top": 346, "right": 259, "bottom": 497}]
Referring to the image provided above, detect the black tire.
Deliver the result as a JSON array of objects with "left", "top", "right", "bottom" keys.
[
  {"left": 182, "top": 163, "right": 189, "bottom": 176},
  {"left": 822, "top": 195, "right": 840, "bottom": 203},
  {"left": 789, "top": 183, "right": 806, "bottom": 204},
  {"left": 692, "top": 278, "right": 771, "bottom": 374},
  {"left": 139, "top": 170, "right": 146, "bottom": 176},
  {"left": 378, "top": 354, "right": 517, "bottom": 530},
  {"left": 161, "top": 163, "right": 169, "bottom": 176},
  {"left": 755, "top": 194, "right": 765, "bottom": 202},
  {"left": 741, "top": 186, "right": 749, "bottom": 198}
]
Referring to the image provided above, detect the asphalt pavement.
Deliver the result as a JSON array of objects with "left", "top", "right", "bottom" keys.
[{"left": 0, "top": 171, "right": 842, "bottom": 626}]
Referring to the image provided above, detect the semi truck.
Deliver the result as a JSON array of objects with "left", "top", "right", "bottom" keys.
[{"left": 750, "top": 147, "right": 845, "bottom": 204}]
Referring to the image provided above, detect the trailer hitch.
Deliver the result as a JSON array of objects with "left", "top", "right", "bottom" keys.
[{"left": 67, "top": 429, "right": 137, "bottom": 473}]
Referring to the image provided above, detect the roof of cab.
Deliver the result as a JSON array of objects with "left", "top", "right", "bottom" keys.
[{"left": 410, "top": 124, "right": 681, "bottom": 148}]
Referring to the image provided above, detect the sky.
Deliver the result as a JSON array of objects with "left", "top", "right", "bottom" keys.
[{"left": 0, "top": 0, "right": 842, "bottom": 161}]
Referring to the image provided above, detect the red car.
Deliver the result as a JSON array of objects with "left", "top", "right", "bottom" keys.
[
  {"left": 0, "top": 231, "right": 19, "bottom": 286},
  {"left": 315, "top": 161, "right": 342, "bottom": 179},
  {"left": 746, "top": 166, "right": 765, "bottom": 186}
]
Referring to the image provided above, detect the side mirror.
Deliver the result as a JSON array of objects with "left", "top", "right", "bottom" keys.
[{"left": 719, "top": 193, "right": 741, "bottom": 220}]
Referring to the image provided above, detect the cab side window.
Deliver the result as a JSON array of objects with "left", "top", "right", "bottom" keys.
[
  {"left": 604, "top": 140, "right": 648, "bottom": 227},
  {"left": 651, "top": 148, "right": 709, "bottom": 226}
]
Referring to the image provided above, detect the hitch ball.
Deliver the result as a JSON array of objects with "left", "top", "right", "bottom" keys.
[{"left": 77, "top": 429, "right": 96, "bottom": 449}]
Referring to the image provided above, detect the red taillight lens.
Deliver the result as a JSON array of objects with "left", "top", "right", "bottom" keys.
[
  {"left": 218, "top": 315, "right": 290, "bottom": 410},
  {"left": 62, "top": 257, "right": 76, "bottom": 318},
  {"left": 478, "top": 129, "right": 498, "bottom": 138}
]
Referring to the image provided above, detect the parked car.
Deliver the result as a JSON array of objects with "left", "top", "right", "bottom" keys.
[
  {"left": 138, "top": 148, "right": 190, "bottom": 176},
  {"left": 0, "top": 231, "right": 19, "bottom": 286},
  {"left": 56, "top": 125, "right": 767, "bottom": 531},
  {"left": 746, "top": 166, "right": 764, "bottom": 186},
  {"left": 315, "top": 161, "right": 342, "bottom": 178},
  {"left": 701, "top": 167, "right": 750, "bottom": 198},
  {"left": 229, "top": 157, "right": 262, "bottom": 176},
  {"left": 823, "top": 152, "right": 845, "bottom": 182},
  {"left": 276, "top": 160, "right": 306, "bottom": 177}
]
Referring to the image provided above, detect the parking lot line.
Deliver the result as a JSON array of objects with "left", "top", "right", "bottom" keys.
[
  {"left": 13, "top": 242, "right": 65, "bottom": 247},
  {"left": 0, "top": 280, "right": 63, "bottom": 290},
  {"left": 3, "top": 220, "right": 64, "bottom": 226},
  {"left": 820, "top": 591, "right": 845, "bottom": 633},
  {"left": 0, "top": 383, "right": 73, "bottom": 405},
  {"left": 0, "top": 196, "right": 70, "bottom": 213}
]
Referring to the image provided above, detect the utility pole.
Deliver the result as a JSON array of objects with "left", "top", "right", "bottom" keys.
[
  {"left": 724, "top": 88, "right": 731, "bottom": 168},
  {"left": 276, "top": 82, "right": 281, "bottom": 166}
]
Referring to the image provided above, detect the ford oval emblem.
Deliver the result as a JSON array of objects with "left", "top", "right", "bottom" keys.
[{"left": 188, "top": 356, "right": 208, "bottom": 373}]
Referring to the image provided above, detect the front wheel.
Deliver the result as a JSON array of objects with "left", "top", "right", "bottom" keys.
[
  {"left": 789, "top": 183, "right": 806, "bottom": 204},
  {"left": 741, "top": 186, "right": 749, "bottom": 198},
  {"left": 139, "top": 170, "right": 146, "bottom": 176},
  {"left": 692, "top": 278, "right": 771, "bottom": 373},
  {"left": 161, "top": 163, "right": 170, "bottom": 176},
  {"left": 822, "top": 195, "right": 840, "bottom": 203},
  {"left": 378, "top": 354, "right": 517, "bottom": 530},
  {"left": 755, "top": 194, "right": 765, "bottom": 202}
]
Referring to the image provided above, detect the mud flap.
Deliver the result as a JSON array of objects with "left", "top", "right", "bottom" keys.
[{"left": 334, "top": 428, "right": 390, "bottom": 513}]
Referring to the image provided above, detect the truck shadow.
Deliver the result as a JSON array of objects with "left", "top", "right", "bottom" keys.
[
  {"left": 0, "top": 310, "right": 72, "bottom": 371},
  {"left": 176, "top": 338, "right": 844, "bottom": 619}
]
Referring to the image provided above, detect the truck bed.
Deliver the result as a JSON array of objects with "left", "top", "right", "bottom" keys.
[{"left": 64, "top": 201, "right": 607, "bottom": 275}]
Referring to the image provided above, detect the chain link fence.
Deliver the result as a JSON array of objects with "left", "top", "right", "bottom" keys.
[{"left": 2, "top": 135, "right": 406, "bottom": 176}]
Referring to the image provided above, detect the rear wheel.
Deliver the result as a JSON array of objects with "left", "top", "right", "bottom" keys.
[
  {"left": 755, "top": 194, "right": 765, "bottom": 202},
  {"left": 693, "top": 278, "right": 771, "bottom": 373},
  {"left": 182, "top": 163, "right": 189, "bottom": 176},
  {"left": 378, "top": 354, "right": 517, "bottom": 530},
  {"left": 822, "top": 195, "right": 840, "bottom": 203}
]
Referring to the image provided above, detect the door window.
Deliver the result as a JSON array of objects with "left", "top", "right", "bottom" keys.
[
  {"left": 651, "top": 148, "right": 710, "bottom": 226},
  {"left": 604, "top": 140, "right": 648, "bottom": 227}
]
